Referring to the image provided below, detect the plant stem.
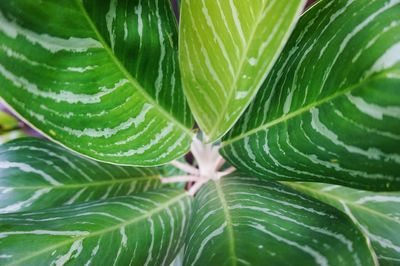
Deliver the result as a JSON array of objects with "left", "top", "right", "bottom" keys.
[
  {"left": 171, "top": 160, "right": 199, "bottom": 175},
  {"left": 187, "top": 180, "right": 207, "bottom": 196},
  {"left": 161, "top": 175, "right": 199, "bottom": 184},
  {"left": 215, "top": 156, "right": 226, "bottom": 171},
  {"left": 217, "top": 167, "right": 236, "bottom": 178}
]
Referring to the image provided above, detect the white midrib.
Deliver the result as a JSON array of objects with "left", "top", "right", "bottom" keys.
[
  {"left": 222, "top": 71, "right": 392, "bottom": 146},
  {"left": 8, "top": 192, "right": 188, "bottom": 266},
  {"left": 74, "top": 0, "right": 192, "bottom": 136},
  {"left": 287, "top": 183, "right": 400, "bottom": 224},
  {"left": 208, "top": 1, "right": 306, "bottom": 141},
  {"left": 213, "top": 180, "right": 238, "bottom": 266},
  {"left": 4, "top": 175, "right": 160, "bottom": 190},
  {"left": 208, "top": 4, "right": 269, "bottom": 140}
]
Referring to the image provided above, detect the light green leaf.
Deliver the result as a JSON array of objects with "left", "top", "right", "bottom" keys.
[
  {"left": 184, "top": 176, "right": 376, "bottom": 266},
  {"left": 0, "top": 111, "right": 18, "bottom": 132},
  {"left": 0, "top": 111, "right": 26, "bottom": 144},
  {"left": 289, "top": 182, "right": 400, "bottom": 266},
  {"left": 0, "top": 138, "right": 161, "bottom": 213},
  {"left": 0, "top": 0, "right": 193, "bottom": 166},
  {"left": 221, "top": 0, "right": 400, "bottom": 190},
  {"left": 0, "top": 189, "right": 191, "bottom": 266},
  {"left": 179, "top": 0, "right": 306, "bottom": 141}
]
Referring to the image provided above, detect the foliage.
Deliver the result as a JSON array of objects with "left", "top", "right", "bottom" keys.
[
  {"left": 0, "top": 0, "right": 399, "bottom": 265},
  {"left": 0, "top": 111, "right": 26, "bottom": 144}
]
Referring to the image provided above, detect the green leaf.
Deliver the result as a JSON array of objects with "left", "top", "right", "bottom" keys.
[
  {"left": 288, "top": 182, "right": 400, "bottom": 266},
  {"left": 0, "top": 189, "right": 192, "bottom": 266},
  {"left": 179, "top": 0, "right": 306, "bottom": 141},
  {"left": 0, "top": 0, "right": 193, "bottom": 166},
  {"left": 0, "top": 130, "right": 27, "bottom": 145},
  {"left": 0, "top": 111, "right": 26, "bottom": 144},
  {"left": 221, "top": 0, "right": 400, "bottom": 190},
  {"left": 0, "top": 111, "right": 18, "bottom": 132},
  {"left": 0, "top": 138, "right": 161, "bottom": 213},
  {"left": 184, "top": 176, "right": 376, "bottom": 265}
]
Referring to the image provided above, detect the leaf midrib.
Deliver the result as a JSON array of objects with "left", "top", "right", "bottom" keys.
[
  {"left": 213, "top": 180, "right": 237, "bottom": 266},
  {"left": 287, "top": 183, "right": 400, "bottom": 224},
  {"left": 74, "top": 0, "right": 192, "bottom": 136},
  {"left": 222, "top": 71, "right": 390, "bottom": 146},
  {"left": 2, "top": 175, "right": 160, "bottom": 190},
  {"left": 207, "top": 4, "right": 272, "bottom": 141},
  {"left": 8, "top": 192, "right": 187, "bottom": 266},
  {"left": 208, "top": 1, "right": 305, "bottom": 140}
]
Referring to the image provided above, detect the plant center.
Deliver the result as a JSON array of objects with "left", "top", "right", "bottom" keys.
[{"left": 191, "top": 137, "right": 223, "bottom": 181}]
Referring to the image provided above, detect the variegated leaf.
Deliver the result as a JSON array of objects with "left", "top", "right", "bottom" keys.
[
  {"left": 221, "top": 0, "right": 400, "bottom": 190},
  {"left": 0, "top": 189, "right": 191, "bottom": 266},
  {"left": 0, "top": 0, "right": 193, "bottom": 166},
  {"left": 0, "top": 130, "right": 26, "bottom": 145},
  {"left": 0, "top": 138, "right": 161, "bottom": 213},
  {"left": 179, "top": 0, "right": 306, "bottom": 141},
  {"left": 184, "top": 176, "right": 376, "bottom": 265},
  {"left": 289, "top": 183, "right": 400, "bottom": 266}
]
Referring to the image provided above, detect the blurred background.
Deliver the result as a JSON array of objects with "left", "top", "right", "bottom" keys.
[{"left": 0, "top": 0, "right": 317, "bottom": 144}]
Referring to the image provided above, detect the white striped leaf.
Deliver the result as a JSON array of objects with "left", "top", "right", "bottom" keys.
[
  {"left": 0, "top": 130, "right": 26, "bottom": 145},
  {"left": 289, "top": 183, "right": 400, "bottom": 266},
  {"left": 221, "top": 0, "right": 400, "bottom": 190},
  {"left": 0, "top": 0, "right": 193, "bottom": 166},
  {"left": 179, "top": 0, "right": 306, "bottom": 141},
  {"left": 0, "top": 138, "right": 161, "bottom": 214},
  {"left": 0, "top": 189, "right": 191, "bottom": 266},
  {"left": 184, "top": 176, "right": 376, "bottom": 266}
]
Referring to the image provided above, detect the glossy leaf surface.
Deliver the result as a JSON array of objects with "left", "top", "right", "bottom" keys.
[
  {"left": 222, "top": 0, "right": 400, "bottom": 190},
  {"left": 0, "top": 138, "right": 161, "bottom": 213},
  {"left": 180, "top": 0, "right": 306, "bottom": 141},
  {"left": 184, "top": 176, "right": 375, "bottom": 265},
  {"left": 0, "top": 189, "right": 191, "bottom": 266},
  {"left": 0, "top": 0, "right": 193, "bottom": 166},
  {"left": 289, "top": 182, "right": 400, "bottom": 266}
]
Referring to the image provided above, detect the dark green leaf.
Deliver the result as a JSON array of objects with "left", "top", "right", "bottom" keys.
[
  {"left": 0, "top": 0, "right": 193, "bottom": 166},
  {"left": 289, "top": 182, "right": 400, "bottom": 266},
  {"left": 0, "top": 189, "right": 191, "bottom": 266},
  {"left": 184, "top": 176, "right": 376, "bottom": 265},
  {"left": 0, "top": 138, "right": 160, "bottom": 213},
  {"left": 221, "top": 0, "right": 400, "bottom": 190}
]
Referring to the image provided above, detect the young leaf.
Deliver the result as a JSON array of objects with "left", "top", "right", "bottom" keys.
[
  {"left": 221, "top": 0, "right": 400, "bottom": 190},
  {"left": 0, "top": 111, "right": 26, "bottom": 144},
  {"left": 0, "top": 189, "right": 192, "bottom": 266},
  {"left": 289, "top": 183, "right": 400, "bottom": 266},
  {"left": 0, "top": 0, "right": 193, "bottom": 166},
  {"left": 0, "top": 111, "right": 18, "bottom": 132},
  {"left": 179, "top": 0, "right": 306, "bottom": 141},
  {"left": 0, "top": 138, "right": 161, "bottom": 213},
  {"left": 184, "top": 176, "right": 376, "bottom": 266}
]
